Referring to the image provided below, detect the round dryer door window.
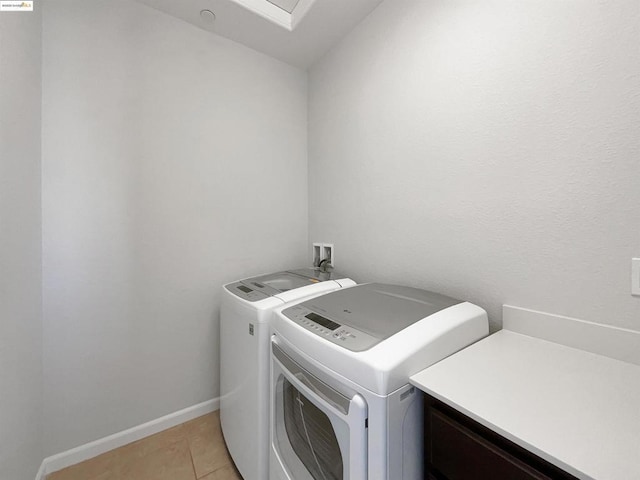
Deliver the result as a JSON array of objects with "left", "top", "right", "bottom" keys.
[
  {"left": 271, "top": 340, "right": 368, "bottom": 480},
  {"left": 283, "top": 379, "right": 343, "bottom": 479}
]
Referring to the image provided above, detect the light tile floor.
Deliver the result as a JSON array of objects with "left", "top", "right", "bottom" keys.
[{"left": 47, "top": 412, "right": 242, "bottom": 480}]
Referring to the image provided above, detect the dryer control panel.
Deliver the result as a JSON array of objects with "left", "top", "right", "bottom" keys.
[{"left": 282, "top": 305, "right": 379, "bottom": 352}]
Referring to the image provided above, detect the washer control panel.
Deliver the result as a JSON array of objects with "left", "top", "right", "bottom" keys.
[
  {"left": 225, "top": 282, "right": 270, "bottom": 302},
  {"left": 282, "top": 305, "right": 379, "bottom": 352}
]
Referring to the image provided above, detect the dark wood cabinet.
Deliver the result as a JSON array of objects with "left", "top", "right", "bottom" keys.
[{"left": 424, "top": 395, "right": 579, "bottom": 480}]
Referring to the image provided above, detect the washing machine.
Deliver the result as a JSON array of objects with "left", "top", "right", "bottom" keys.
[
  {"left": 269, "top": 283, "right": 488, "bottom": 480},
  {"left": 220, "top": 268, "right": 356, "bottom": 480}
]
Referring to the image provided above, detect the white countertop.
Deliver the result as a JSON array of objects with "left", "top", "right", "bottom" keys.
[{"left": 410, "top": 327, "right": 640, "bottom": 480}]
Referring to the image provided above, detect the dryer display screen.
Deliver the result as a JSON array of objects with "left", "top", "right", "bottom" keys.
[
  {"left": 305, "top": 313, "right": 340, "bottom": 331},
  {"left": 238, "top": 285, "right": 253, "bottom": 294}
]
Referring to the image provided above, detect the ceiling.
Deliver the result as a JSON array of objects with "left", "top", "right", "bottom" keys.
[{"left": 134, "top": 0, "right": 384, "bottom": 69}]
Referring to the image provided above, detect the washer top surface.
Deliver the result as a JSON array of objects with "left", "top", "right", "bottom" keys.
[
  {"left": 225, "top": 268, "right": 351, "bottom": 303},
  {"left": 282, "top": 283, "right": 461, "bottom": 351},
  {"left": 243, "top": 270, "right": 321, "bottom": 294}
]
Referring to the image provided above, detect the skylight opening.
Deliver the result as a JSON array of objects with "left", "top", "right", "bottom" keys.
[{"left": 229, "top": 0, "right": 316, "bottom": 31}]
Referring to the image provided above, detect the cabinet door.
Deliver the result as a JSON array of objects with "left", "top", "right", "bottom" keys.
[{"left": 428, "top": 409, "right": 551, "bottom": 480}]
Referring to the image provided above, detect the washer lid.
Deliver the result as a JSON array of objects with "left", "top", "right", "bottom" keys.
[
  {"left": 300, "top": 283, "right": 461, "bottom": 340},
  {"left": 240, "top": 268, "right": 347, "bottom": 297}
]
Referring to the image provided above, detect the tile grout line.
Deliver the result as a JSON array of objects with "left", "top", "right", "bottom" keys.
[{"left": 188, "top": 436, "right": 199, "bottom": 480}]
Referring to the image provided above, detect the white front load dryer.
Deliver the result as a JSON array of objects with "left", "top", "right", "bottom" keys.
[
  {"left": 269, "top": 283, "right": 489, "bottom": 480},
  {"left": 220, "top": 269, "right": 356, "bottom": 480}
]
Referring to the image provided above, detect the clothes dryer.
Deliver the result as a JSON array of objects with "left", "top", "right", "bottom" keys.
[
  {"left": 269, "top": 283, "right": 488, "bottom": 480},
  {"left": 220, "top": 268, "right": 355, "bottom": 480}
]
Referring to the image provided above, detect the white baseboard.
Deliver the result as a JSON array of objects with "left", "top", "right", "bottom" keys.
[
  {"left": 36, "top": 398, "right": 219, "bottom": 479},
  {"left": 34, "top": 461, "right": 46, "bottom": 480},
  {"left": 503, "top": 305, "right": 640, "bottom": 365}
]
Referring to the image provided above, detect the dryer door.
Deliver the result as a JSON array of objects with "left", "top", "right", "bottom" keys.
[{"left": 271, "top": 339, "right": 368, "bottom": 480}]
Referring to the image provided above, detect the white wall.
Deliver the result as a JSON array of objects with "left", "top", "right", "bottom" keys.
[
  {"left": 42, "top": 0, "right": 308, "bottom": 455},
  {"left": 309, "top": 0, "right": 640, "bottom": 331},
  {"left": 0, "top": 5, "right": 43, "bottom": 480}
]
